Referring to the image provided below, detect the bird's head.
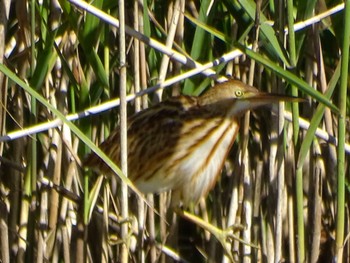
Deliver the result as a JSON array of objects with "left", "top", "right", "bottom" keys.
[{"left": 198, "top": 80, "right": 303, "bottom": 116}]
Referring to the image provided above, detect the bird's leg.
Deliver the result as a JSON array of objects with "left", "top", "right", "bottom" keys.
[{"left": 174, "top": 208, "right": 258, "bottom": 261}]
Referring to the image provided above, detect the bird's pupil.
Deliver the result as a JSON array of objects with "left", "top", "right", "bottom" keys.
[{"left": 235, "top": 90, "right": 243, "bottom": 97}]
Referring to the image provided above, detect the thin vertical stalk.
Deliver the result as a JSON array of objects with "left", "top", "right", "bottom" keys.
[
  {"left": 287, "top": 0, "right": 299, "bottom": 141},
  {"left": 0, "top": 1, "right": 10, "bottom": 262},
  {"left": 273, "top": 2, "right": 286, "bottom": 262},
  {"left": 241, "top": 1, "right": 261, "bottom": 261},
  {"left": 133, "top": 2, "right": 146, "bottom": 262},
  {"left": 30, "top": 0, "right": 37, "bottom": 193},
  {"left": 138, "top": 3, "right": 148, "bottom": 109},
  {"left": 133, "top": 0, "right": 140, "bottom": 112},
  {"left": 286, "top": 0, "right": 303, "bottom": 262},
  {"left": 155, "top": 0, "right": 181, "bottom": 101},
  {"left": 119, "top": 0, "right": 129, "bottom": 262},
  {"left": 80, "top": 173, "right": 89, "bottom": 262},
  {"left": 287, "top": 195, "right": 295, "bottom": 262},
  {"left": 335, "top": 0, "right": 350, "bottom": 260},
  {"left": 147, "top": 195, "right": 157, "bottom": 262},
  {"left": 295, "top": 168, "right": 304, "bottom": 262},
  {"left": 17, "top": 0, "right": 37, "bottom": 260},
  {"left": 104, "top": 13, "right": 110, "bottom": 86}
]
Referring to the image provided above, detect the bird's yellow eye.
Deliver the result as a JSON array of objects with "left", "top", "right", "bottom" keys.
[{"left": 235, "top": 90, "right": 243, "bottom": 97}]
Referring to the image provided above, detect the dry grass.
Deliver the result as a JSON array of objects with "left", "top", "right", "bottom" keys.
[{"left": 0, "top": 0, "right": 349, "bottom": 262}]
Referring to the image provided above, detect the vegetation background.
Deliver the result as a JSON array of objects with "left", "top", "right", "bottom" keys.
[{"left": 0, "top": 0, "right": 349, "bottom": 262}]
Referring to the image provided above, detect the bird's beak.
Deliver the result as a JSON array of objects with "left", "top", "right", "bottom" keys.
[
  {"left": 231, "top": 93, "right": 304, "bottom": 115},
  {"left": 248, "top": 92, "right": 304, "bottom": 104}
]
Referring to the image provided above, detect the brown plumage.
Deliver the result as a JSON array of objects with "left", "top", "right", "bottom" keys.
[{"left": 84, "top": 80, "right": 300, "bottom": 206}]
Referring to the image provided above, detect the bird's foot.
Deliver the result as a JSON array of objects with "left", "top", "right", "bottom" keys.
[{"left": 175, "top": 208, "right": 258, "bottom": 262}]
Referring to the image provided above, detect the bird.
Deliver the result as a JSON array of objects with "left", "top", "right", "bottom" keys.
[{"left": 84, "top": 79, "right": 301, "bottom": 207}]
